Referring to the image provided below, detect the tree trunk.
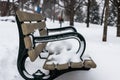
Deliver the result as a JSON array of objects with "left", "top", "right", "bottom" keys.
[
  {"left": 101, "top": 2, "right": 106, "bottom": 25},
  {"left": 117, "top": 8, "right": 120, "bottom": 37},
  {"left": 2, "top": 1, "right": 9, "bottom": 16},
  {"left": 7, "top": 0, "right": 10, "bottom": 16},
  {"left": 86, "top": 0, "right": 90, "bottom": 27},
  {"left": 69, "top": 0, "right": 75, "bottom": 26},
  {"left": 102, "top": 0, "right": 109, "bottom": 41},
  {"left": 69, "top": 12, "right": 74, "bottom": 26},
  {"left": 53, "top": 0, "right": 56, "bottom": 22},
  {"left": 42, "top": 0, "right": 47, "bottom": 16}
]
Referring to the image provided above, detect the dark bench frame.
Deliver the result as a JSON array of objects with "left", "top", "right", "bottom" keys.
[{"left": 15, "top": 11, "right": 92, "bottom": 80}]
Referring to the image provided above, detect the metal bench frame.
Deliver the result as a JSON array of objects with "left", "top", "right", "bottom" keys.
[{"left": 16, "top": 11, "right": 91, "bottom": 80}]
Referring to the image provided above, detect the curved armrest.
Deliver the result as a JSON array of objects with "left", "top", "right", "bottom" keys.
[
  {"left": 33, "top": 32, "right": 86, "bottom": 60},
  {"left": 47, "top": 26, "right": 77, "bottom": 33}
]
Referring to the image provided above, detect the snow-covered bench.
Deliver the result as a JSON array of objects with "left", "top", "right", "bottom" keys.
[{"left": 16, "top": 10, "right": 96, "bottom": 80}]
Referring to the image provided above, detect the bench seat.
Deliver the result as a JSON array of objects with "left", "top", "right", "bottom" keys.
[{"left": 43, "top": 56, "right": 96, "bottom": 70}]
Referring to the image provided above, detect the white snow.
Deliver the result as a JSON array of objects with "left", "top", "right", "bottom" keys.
[
  {"left": 0, "top": 17, "right": 120, "bottom": 80},
  {"left": 45, "top": 39, "right": 85, "bottom": 64}
]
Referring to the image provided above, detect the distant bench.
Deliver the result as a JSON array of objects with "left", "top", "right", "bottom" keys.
[{"left": 16, "top": 10, "right": 96, "bottom": 80}]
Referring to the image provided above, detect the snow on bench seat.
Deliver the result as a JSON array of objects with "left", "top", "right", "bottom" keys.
[
  {"left": 43, "top": 56, "right": 69, "bottom": 70},
  {"left": 43, "top": 41, "right": 96, "bottom": 70},
  {"left": 43, "top": 56, "right": 96, "bottom": 70}
]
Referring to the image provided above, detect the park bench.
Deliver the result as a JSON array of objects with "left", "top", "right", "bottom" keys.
[{"left": 16, "top": 10, "right": 96, "bottom": 80}]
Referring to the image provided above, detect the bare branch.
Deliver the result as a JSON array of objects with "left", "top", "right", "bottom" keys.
[
  {"left": 74, "top": 0, "right": 83, "bottom": 11},
  {"left": 56, "top": 0, "right": 71, "bottom": 11},
  {"left": 56, "top": 1, "right": 65, "bottom": 8},
  {"left": 110, "top": 0, "right": 118, "bottom": 7},
  {"left": 110, "top": 0, "right": 117, "bottom": 6},
  {"left": 61, "top": 0, "right": 69, "bottom": 4}
]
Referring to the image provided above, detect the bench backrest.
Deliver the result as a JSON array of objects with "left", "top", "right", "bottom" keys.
[{"left": 16, "top": 10, "right": 47, "bottom": 61}]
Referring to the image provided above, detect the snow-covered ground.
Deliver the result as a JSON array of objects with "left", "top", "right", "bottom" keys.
[{"left": 0, "top": 16, "right": 120, "bottom": 80}]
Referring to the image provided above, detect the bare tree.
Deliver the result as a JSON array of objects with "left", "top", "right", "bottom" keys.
[
  {"left": 57, "top": 0, "right": 83, "bottom": 26},
  {"left": 0, "top": 1, "right": 10, "bottom": 16},
  {"left": 102, "top": 0, "right": 109, "bottom": 41},
  {"left": 42, "top": 0, "right": 52, "bottom": 18},
  {"left": 86, "top": 0, "right": 90, "bottom": 27},
  {"left": 101, "top": 1, "right": 105, "bottom": 25},
  {"left": 86, "top": 0, "right": 100, "bottom": 27}
]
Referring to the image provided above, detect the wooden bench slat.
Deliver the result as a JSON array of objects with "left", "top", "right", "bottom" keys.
[
  {"left": 70, "top": 62, "right": 83, "bottom": 68},
  {"left": 28, "top": 43, "right": 47, "bottom": 62},
  {"left": 28, "top": 49, "right": 36, "bottom": 62},
  {"left": 83, "top": 57, "right": 97, "bottom": 68},
  {"left": 22, "top": 22, "right": 46, "bottom": 35},
  {"left": 16, "top": 11, "right": 44, "bottom": 22},
  {"left": 84, "top": 60, "right": 96, "bottom": 68},
  {"left": 43, "top": 56, "right": 96, "bottom": 70},
  {"left": 24, "top": 36, "right": 32, "bottom": 49},
  {"left": 40, "top": 29, "right": 47, "bottom": 36},
  {"left": 35, "top": 43, "right": 47, "bottom": 57},
  {"left": 56, "top": 63, "right": 69, "bottom": 70},
  {"left": 43, "top": 63, "right": 55, "bottom": 70}
]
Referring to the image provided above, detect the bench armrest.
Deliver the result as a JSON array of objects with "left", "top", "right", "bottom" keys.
[
  {"left": 33, "top": 32, "right": 86, "bottom": 60},
  {"left": 47, "top": 26, "right": 77, "bottom": 33}
]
